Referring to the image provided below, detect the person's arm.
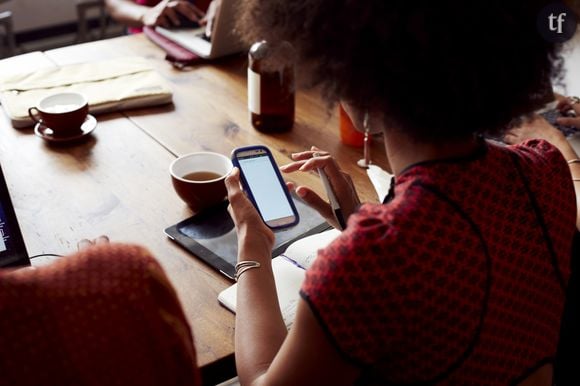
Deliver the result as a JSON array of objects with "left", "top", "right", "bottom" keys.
[
  {"left": 105, "top": 0, "right": 204, "bottom": 28},
  {"left": 505, "top": 115, "right": 580, "bottom": 229},
  {"left": 105, "top": 0, "right": 150, "bottom": 27},
  {"left": 556, "top": 96, "right": 580, "bottom": 128},
  {"left": 225, "top": 169, "right": 360, "bottom": 386}
]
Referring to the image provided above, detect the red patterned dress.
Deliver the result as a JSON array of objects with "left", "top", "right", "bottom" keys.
[{"left": 301, "top": 140, "right": 576, "bottom": 385}]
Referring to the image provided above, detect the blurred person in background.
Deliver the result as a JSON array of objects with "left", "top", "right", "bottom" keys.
[{"left": 105, "top": 0, "right": 213, "bottom": 32}]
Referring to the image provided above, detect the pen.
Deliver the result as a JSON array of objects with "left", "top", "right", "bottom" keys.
[
  {"left": 315, "top": 158, "right": 347, "bottom": 230},
  {"left": 281, "top": 254, "right": 306, "bottom": 270}
]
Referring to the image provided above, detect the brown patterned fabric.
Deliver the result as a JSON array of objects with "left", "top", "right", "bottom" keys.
[
  {"left": 0, "top": 244, "right": 200, "bottom": 386},
  {"left": 302, "top": 140, "right": 576, "bottom": 385}
]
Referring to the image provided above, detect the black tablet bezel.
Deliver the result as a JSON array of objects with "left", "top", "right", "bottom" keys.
[
  {"left": 0, "top": 165, "right": 30, "bottom": 268},
  {"left": 165, "top": 201, "right": 330, "bottom": 280}
]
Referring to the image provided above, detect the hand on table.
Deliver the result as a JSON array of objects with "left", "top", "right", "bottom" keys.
[
  {"left": 225, "top": 168, "right": 275, "bottom": 262},
  {"left": 556, "top": 96, "right": 580, "bottom": 128},
  {"left": 504, "top": 114, "right": 566, "bottom": 146},
  {"left": 504, "top": 114, "right": 579, "bottom": 164},
  {"left": 78, "top": 235, "right": 110, "bottom": 251},
  {"left": 280, "top": 146, "right": 361, "bottom": 230},
  {"left": 142, "top": 0, "right": 205, "bottom": 28}
]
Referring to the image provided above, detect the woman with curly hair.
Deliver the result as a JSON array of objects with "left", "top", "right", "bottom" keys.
[{"left": 225, "top": 1, "right": 579, "bottom": 385}]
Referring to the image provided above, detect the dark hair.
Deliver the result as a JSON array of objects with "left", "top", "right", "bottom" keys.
[{"left": 237, "top": 0, "right": 564, "bottom": 141}]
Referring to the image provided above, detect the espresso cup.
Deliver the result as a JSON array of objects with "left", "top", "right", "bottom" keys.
[
  {"left": 170, "top": 152, "right": 233, "bottom": 212},
  {"left": 28, "top": 92, "right": 89, "bottom": 135}
]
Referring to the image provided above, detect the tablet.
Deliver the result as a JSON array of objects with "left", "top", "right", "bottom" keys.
[{"left": 165, "top": 196, "right": 330, "bottom": 279}]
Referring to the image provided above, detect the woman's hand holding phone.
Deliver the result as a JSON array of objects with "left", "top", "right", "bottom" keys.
[
  {"left": 231, "top": 146, "right": 300, "bottom": 229},
  {"left": 281, "top": 146, "right": 361, "bottom": 230},
  {"left": 225, "top": 168, "right": 275, "bottom": 262}
]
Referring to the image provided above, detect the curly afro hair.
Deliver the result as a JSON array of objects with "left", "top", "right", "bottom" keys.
[{"left": 237, "top": 0, "right": 567, "bottom": 141}]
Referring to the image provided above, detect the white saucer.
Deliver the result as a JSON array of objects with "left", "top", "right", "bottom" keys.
[{"left": 34, "top": 114, "right": 97, "bottom": 143}]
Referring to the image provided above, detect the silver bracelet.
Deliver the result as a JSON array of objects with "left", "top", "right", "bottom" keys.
[
  {"left": 568, "top": 159, "right": 580, "bottom": 165},
  {"left": 234, "top": 261, "right": 261, "bottom": 281}
]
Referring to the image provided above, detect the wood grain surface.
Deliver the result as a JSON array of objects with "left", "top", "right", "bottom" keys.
[{"left": 0, "top": 34, "right": 384, "bottom": 378}]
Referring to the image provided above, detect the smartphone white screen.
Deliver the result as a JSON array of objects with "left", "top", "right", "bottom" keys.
[{"left": 238, "top": 153, "right": 295, "bottom": 225}]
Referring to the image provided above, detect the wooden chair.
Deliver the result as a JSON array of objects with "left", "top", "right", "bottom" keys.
[{"left": 76, "top": 0, "right": 111, "bottom": 42}]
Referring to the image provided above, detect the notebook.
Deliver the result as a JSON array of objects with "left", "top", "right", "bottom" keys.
[
  {"left": 0, "top": 164, "right": 30, "bottom": 268},
  {"left": 218, "top": 229, "right": 341, "bottom": 328},
  {"left": 0, "top": 56, "right": 173, "bottom": 128},
  {"left": 143, "top": 27, "right": 202, "bottom": 66},
  {"left": 154, "top": 0, "right": 245, "bottom": 59}
]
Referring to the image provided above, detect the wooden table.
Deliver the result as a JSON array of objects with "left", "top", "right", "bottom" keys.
[
  {"left": 0, "top": 34, "right": 385, "bottom": 384},
  {"left": 1, "top": 33, "right": 579, "bottom": 384}
]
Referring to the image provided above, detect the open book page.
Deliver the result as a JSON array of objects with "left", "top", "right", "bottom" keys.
[
  {"left": 217, "top": 229, "right": 341, "bottom": 328},
  {"left": 218, "top": 256, "right": 305, "bottom": 328},
  {"left": 269, "top": 257, "right": 306, "bottom": 328},
  {"left": 281, "top": 229, "right": 341, "bottom": 269}
]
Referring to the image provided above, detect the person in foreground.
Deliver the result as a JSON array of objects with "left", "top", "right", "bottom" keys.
[
  {"left": 0, "top": 238, "right": 200, "bottom": 386},
  {"left": 225, "top": 1, "right": 579, "bottom": 385}
]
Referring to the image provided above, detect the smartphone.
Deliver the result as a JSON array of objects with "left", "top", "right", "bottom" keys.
[{"left": 231, "top": 145, "right": 299, "bottom": 229}]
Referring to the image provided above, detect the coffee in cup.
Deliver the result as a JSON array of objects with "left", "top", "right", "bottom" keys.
[
  {"left": 28, "top": 92, "right": 89, "bottom": 135},
  {"left": 170, "top": 152, "right": 233, "bottom": 212}
]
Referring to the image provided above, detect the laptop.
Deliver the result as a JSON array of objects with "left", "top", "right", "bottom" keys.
[
  {"left": 154, "top": 0, "right": 246, "bottom": 59},
  {"left": 0, "top": 164, "right": 30, "bottom": 268}
]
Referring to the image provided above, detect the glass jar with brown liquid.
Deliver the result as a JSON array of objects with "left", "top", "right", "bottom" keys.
[{"left": 248, "top": 40, "right": 295, "bottom": 133}]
